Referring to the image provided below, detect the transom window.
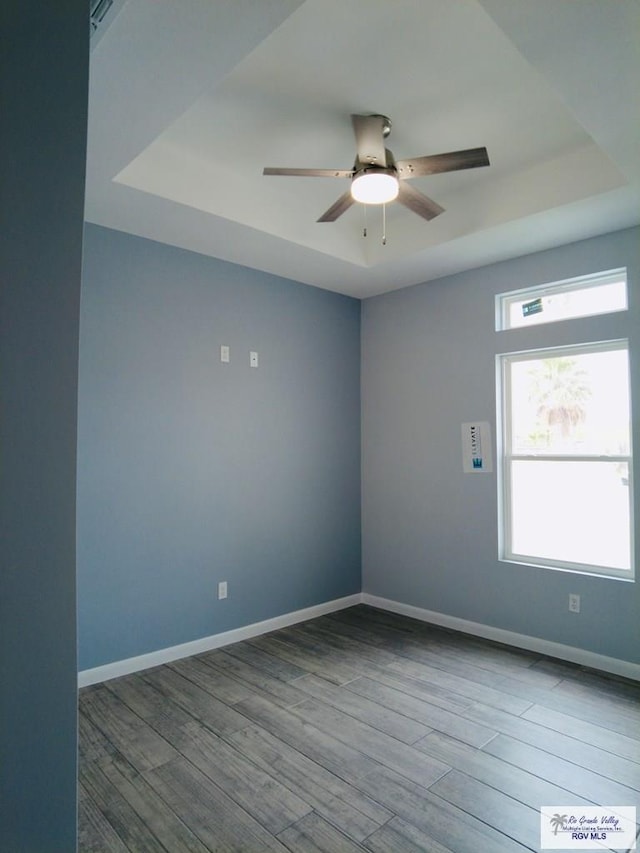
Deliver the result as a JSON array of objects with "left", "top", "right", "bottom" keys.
[{"left": 496, "top": 269, "right": 627, "bottom": 330}]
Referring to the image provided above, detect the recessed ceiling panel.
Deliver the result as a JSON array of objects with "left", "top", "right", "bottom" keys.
[{"left": 113, "top": 0, "right": 624, "bottom": 269}]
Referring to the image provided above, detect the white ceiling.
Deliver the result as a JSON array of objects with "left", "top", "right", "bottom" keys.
[{"left": 85, "top": 0, "right": 640, "bottom": 299}]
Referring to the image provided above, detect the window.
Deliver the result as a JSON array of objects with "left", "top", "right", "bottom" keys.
[
  {"left": 499, "top": 340, "right": 633, "bottom": 579},
  {"left": 497, "top": 269, "right": 634, "bottom": 580},
  {"left": 496, "top": 269, "right": 627, "bottom": 330}
]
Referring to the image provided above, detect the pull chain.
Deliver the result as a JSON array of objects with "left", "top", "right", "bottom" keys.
[
  {"left": 363, "top": 205, "right": 367, "bottom": 238},
  {"left": 382, "top": 203, "right": 387, "bottom": 245}
]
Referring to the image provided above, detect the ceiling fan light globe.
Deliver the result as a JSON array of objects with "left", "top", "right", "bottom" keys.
[{"left": 351, "top": 170, "right": 399, "bottom": 205}]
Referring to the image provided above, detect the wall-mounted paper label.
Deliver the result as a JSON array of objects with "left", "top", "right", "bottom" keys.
[{"left": 462, "top": 422, "right": 492, "bottom": 473}]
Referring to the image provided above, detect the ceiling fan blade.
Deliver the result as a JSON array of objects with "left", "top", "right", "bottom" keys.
[
  {"left": 317, "top": 190, "right": 356, "bottom": 222},
  {"left": 396, "top": 147, "right": 490, "bottom": 179},
  {"left": 263, "top": 167, "right": 353, "bottom": 178},
  {"left": 351, "top": 114, "right": 388, "bottom": 167},
  {"left": 396, "top": 182, "right": 444, "bottom": 221}
]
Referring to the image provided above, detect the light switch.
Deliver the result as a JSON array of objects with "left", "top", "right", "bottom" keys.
[
  {"left": 220, "top": 345, "right": 230, "bottom": 363},
  {"left": 250, "top": 351, "right": 259, "bottom": 368}
]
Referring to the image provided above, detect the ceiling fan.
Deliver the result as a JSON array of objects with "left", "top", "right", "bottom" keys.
[{"left": 263, "top": 114, "right": 490, "bottom": 223}]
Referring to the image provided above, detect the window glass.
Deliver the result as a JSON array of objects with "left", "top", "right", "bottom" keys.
[
  {"left": 510, "top": 460, "right": 631, "bottom": 571},
  {"left": 508, "top": 347, "right": 630, "bottom": 456}
]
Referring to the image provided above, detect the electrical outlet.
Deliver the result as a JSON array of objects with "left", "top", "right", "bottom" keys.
[
  {"left": 568, "top": 593, "right": 580, "bottom": 613},
  {"left": 218, "top": 581, "right": 228, "bottom": 600}
]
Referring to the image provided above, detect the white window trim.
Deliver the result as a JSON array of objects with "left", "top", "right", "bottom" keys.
[{"left": 498, "top": 339, "right": 634, "bottom": 581}]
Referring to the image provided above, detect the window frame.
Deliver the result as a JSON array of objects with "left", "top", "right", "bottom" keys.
[{"left": 498, "top": 338, "right": 635, "bottom": 581}]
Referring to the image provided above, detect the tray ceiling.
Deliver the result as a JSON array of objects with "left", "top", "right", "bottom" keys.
[{"left": 86, "top": 0, "right": 640, "bottom": 297}]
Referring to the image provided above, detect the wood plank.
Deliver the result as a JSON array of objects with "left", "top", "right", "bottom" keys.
[
  {"left": 352, "top": 661, "right": 475, "bottom": 713},
  {"left": 429, "top": 768, "right": 541, "bottom": 850},
  {"left": 329, "top": 607, "right": 545, "bottom": 681},
  {"left": 144, "top": 757, "right": 289, "bottom": 852},
  {"left": 317, "top": 612, "right": 402, "bottom": 648},
  {"left": 78, "top": 708, "right": 119, "bottom": 765},
  {"left": 356, "top": 765, "right": 529, "bottom": 853},
  {"left": 106, "top": 671, "right": 194, "bottom": 729},
  {"left": 345, "top": 675, "right": 496, "bottom": 747},
  {"left": 195, "top": 648, "right": 308, "bottom": 708},
  {"left": 234, "top": 695, "right": 381, "bottom": 784},
  {"left": 522, "top": 703, "right": 640, "bottom": 764},
  {"left": 428, "top": 637, "right": 553, "bottom": 682},
  {"left": 380, "top": 635, "right": 557, "bottom": 696},
  {"left": 277, "top": 812, "right": 368, "bottom": 852},
  {"left": 447, "top": 672, "right": 574, "bottom": 708},
  {"left": 416, "top": 730, "right": 594, "bottom": 811},
  {"left": 163, "top": 719, "right": 312, "bottom": 835},
  {"left": 288, "top": 697, "right": 450, "bottom": 788},
  {"left": 141, "top": 664, "right": 250, "bottom": 736},
  {"left": 328, "top": 606, "right": 423, "bottom": 638},
  {"left": 364, "top": 816, "right": 457, "bottom": 853},
  {"left": 534, "top": 658, "right": 640, "bottom": 704},
  {"left": 484, "top": 733, "right": 640, "bottom": 810},
  {"left": 386, "top": 657, "right": 533, "bottom": 715},
  {"left": 466, "top": 703, "right": 640, "bottom": 793},
  {"left": 78, "top": 782, "right": 129, "bottom": 853},
  {"left": 322, "top": 611, "right": 543, "bottom": 694},
  {"left": 437, "top": 654, "right": 640, "bottom": 718},
  {"left": 545, "top": 679, "right": 640, "bottom": 737},
  {"left": 80, "top": 761, "right": 167, "bottom": 852},
  {"left": 341, "top": 607, "right": 555, "bottom": 685},
  {"left": 223, "top": 637, "right": 309, "bottom": 681},
  {"left": 168, "top": 655, "right": 255, "bottom": 705},
  {"left": 228, "top": 724, "right": 393, "bottom": 842},
  {"left": 98, "top": 755, "right": 212, "bottom": 852},
  {"left": 289, "top": 620, "right": 400, "bottom": 667},
  {"left": 248, "top": 634, "right": 363, "bottom": 685},
  {"left": 81, "top": 685, "right": 178, "bottom": 773},
  {"left": 276, "top": 624, "right": 342, "bottom": 656},
  {"left": 293, "top": 673, "right": 431, "bottom": 744}
]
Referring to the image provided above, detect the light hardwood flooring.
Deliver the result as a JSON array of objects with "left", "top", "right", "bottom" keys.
[{"left": 78, "top": 605, "right": 640, "bottom": 852}]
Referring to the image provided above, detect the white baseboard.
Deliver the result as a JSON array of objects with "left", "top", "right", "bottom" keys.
[
  {"left": 78, "top": 593, "right": 363, "bottom": 687},
  {"left": 362, "top": 593, "right": 640, "bottom": 682},
  {"left": 79, "top": 590, "right": 639, "bottom": 687}
]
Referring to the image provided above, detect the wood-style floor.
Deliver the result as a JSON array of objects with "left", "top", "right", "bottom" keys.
[{"left": 78, "top": 605, "right": 640, "bottom": 852}]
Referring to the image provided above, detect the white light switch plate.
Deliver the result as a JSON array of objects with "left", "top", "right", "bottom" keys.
[
  {"left": 220, "top": 345, "right": 230, "bottom": 363},
  {"left": 250, "top": 351, "right": 259, "bottom": 368}
]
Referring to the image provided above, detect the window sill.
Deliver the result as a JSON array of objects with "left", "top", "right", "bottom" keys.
[{"left": 499, "top": 556, "right": 635, "bottom": 583}]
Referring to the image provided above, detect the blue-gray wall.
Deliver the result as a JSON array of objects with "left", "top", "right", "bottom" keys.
[
  {"left": 362, "top": 227, "right": 640, "bottom": 665},
  {"left": 78, "top": 225, "right": 361, "bottom": 670},
  {"left": 0, "top": 2, "right": 87, "bottom": 849}
]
